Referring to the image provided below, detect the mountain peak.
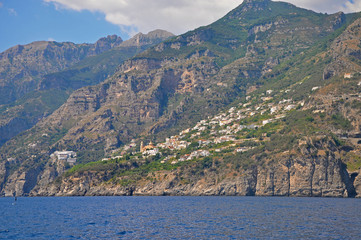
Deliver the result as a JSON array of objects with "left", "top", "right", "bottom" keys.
[
  {"left": 228, "top": 0, "right": 273, "bottom": 17},
  {"left": 94, "top": 35, "right": 123, "bottom": 53},
  {"left": 121, "top": 30, "right": 174, "bottom": 47}
]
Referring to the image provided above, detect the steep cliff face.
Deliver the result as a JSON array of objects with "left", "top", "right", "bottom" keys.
[
  {"left": 353, "top": 170, "right": 361, "bottom": 197},
  {"left": 323, "top": 18, "right": 361, "bottom": 80},
  {"left": 31, "top": 138, "right": 355, "bottom": 197}
]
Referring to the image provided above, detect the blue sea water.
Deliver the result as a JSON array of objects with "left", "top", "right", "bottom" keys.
[{"left": 0, "top": 196, "right": 360, "bottom": 239}]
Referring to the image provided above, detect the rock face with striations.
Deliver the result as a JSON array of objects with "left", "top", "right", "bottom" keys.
[
  {"left": 323, "top": 18, "right": 361, "bottom": 80},
  {"left": 31, "top": 138, "right": 356, "bottom": 197},
  {"left": 353, "top": 170, "right": 361, "bottom": 198}
]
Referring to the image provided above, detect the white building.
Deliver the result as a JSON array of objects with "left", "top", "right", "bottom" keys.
[
  {"left": 52, "top": 151, "right": 77, "bottom": 163},
  {"left": 312, "top": 86, "right": 320, "bottom": 91},
  {"left": 270, "top": 106, "right": 279, "bottom": 114},
  {"left": 214, "top": 136, "right": 236, "bottom": 144},
  {"left": 344, "top": 73, "right": 352, "bottom": 79},
  {"left": 236, "top": 148, "right": 250, "bottom": 153},
  {"left": 285, "top": 105, "right": 296, "bottom": 111},
  {"left": 142, "top": 148, "right": 159, "bottom": 156},
  {"left": 262, "top": 119, "right": 273, "bottom": 125}
]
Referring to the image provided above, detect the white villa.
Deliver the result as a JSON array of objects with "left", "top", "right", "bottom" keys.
[
  {"left": 344, "top": 73, "right": 352, "bottom": 79},
  {"left": 51, "top": 151, "right": 77, "bottom": 163},
  {"left": 142, "top": 148, "right": 159, "bottom": 156}
]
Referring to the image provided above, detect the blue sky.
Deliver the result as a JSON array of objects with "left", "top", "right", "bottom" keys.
[
  {"left": 0, "top": 0, "right": 129, "bottom": 52},
  {"left": 1, "top": 0, "right": 360, "bottom": 53}
]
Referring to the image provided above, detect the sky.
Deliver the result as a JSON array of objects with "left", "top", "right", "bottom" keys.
[{"left": 0, "top": 0, "right": 360, "bottom": 52}]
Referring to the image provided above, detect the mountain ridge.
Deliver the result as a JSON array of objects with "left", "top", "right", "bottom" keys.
[
  {"left": 0, "top": 30, "right": 174, "bottom": 147},
  {"left": 0, "top": 35, "right": 123, "bottom": 104}
]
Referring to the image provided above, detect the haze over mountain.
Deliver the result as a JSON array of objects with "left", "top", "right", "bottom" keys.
[{"left": 0, "top": 0, "right": 360, "bottom": 198}]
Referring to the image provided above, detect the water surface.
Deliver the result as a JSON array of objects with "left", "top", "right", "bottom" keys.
[{"left": 0, "top": 196, "right": 360, "bottom": 239}]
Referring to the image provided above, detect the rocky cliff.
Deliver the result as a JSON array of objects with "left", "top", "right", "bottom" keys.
[
  {"left": 0, "top": 35, "right": 123, "bottom": 105},
  {"left": 31, "top": 138, "right": 355, "bottom": 197},
  {"left": 0, "top": 30, "right": 174, "bottom": 147},
  {"left": 0, "top": 35, "right": 123, "bottom": 147},
  {"left": 323, "top": 17, "right": 361, "bottom": 80}
]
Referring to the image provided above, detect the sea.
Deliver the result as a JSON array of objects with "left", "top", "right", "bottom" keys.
[{"left": 0, "top": 196, "right": 360, "bottom": 239}]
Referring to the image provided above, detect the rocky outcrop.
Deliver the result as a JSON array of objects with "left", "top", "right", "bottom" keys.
[
  {"left": 353, "top": 170, "right": 361, "bottom": 198},
  {"left": 120, "top": 30, "right": 174, "bottom": 47},
  {"left": 0, "top": 161, "right": 8, "bottom": 194},
  {"left": 94, "top": 35, "right": 124, "bottom": 54},
  {"left": 323, "top": 18, "right": 361, "bottom": 80},
  {"left": 32, "top": 156, "right": 353, "bottom": 197},
  {"left": 31, "top": 138, "right": 357, "bottom": 197}
]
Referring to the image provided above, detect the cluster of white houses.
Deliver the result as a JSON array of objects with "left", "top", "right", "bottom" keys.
[
  {"left": 170, "top": 150, "right": 210, "bottom": 164},
  {"left": 109, "top": 90, "right": 306, "bottom": 163},
  {"left": 51, "top": 88, "right": 306, "bottom": 165},
  {"left": 157, "top": 137, "right": 190, "bottom": 150},
  {"left": 159, "top": 150, "right": 210, "bottom": 165},
  {"left": 49, "top": 74, "right": 361, "bottom": 165}
]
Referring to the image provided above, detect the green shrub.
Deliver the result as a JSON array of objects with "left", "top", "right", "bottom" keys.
[{"left": 331, "top": 114, "right": 352, "bottom": 130}]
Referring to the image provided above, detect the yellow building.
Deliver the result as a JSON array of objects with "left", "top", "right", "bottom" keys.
[{"left": 140, "top": 141, "right": 155, "bottom": 153}]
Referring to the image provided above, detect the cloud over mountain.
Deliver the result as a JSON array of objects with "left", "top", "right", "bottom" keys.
[
  {"left": 44, "top": 0, "right": 360, "bottom": 36},
  {"left": 287, "top": 0, "right": 360, "bottom": 14},
  {"left": 44, "top": 0, "right": 240, "bottom": 35}
]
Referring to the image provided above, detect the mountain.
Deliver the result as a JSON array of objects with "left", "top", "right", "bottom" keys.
[
  {"left": 0, "top": 30, "right": 174, "bottom": 146},
  {"left": 0, "top": 35, "right": 123, "bottom": 105},
  {"left": 0, "top": 0, "right": 360, "bottom": 197}
]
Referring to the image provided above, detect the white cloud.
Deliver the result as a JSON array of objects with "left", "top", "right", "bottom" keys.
[
  {"left": 285, "top": 0, "right": 361, "bottom": 14},
  {"left": 344, "top": 0, "right": 361, "bottom": 12},
  {"left": 8, "top": 8, "right": 17, "bottom": 16},
  {"left": 43, "top": 0, "right": 361, "bottom": 36},
  {"left": 48, "top": 37, "right": 56, "bottom": 41},
  {"left": 44, "top": 0, "right": 241, "bottom": 35}
]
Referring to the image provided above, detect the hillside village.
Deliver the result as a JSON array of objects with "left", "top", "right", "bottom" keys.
[
  {"left": 89, "top": 71, "right": 360, "bottom": 169},
  {"left": 41, "top": 70, "right": 360, "bottom": 171},
  {"left": 97, "top": 87, "right": 310, "bottom": 165}
]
